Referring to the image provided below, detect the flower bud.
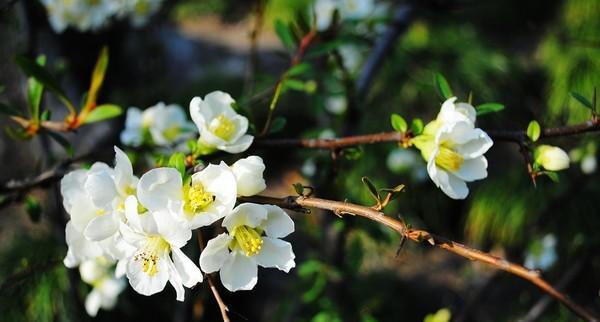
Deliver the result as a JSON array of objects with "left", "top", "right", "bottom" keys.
[
  {"left": 231, "top": 156, "right": 267, "bottom": 196},
  {"left": 534, "top": 145, "right": 570, "bottom": 171}
]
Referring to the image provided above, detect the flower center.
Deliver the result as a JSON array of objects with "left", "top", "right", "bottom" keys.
[
  {"left": 231, "top": 225, "right": 263, "bottom": 257},
  {"left": 435, "top": 146, "right": 464, "bottom": 171},
  {"left": 184, "top": 183, "right": 214, "bottom": 214},
  {"left": 162, "top": 126, "right": 181, "bottom": 141},
  {"left": 209, "top": 114, "right": 236, "bottom": 141},
  {"left": 134, "top": 236, "right": 169, "bottom": 277}
]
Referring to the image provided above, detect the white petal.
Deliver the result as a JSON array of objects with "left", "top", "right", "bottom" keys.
[
  {"left": 84, "top": 169, "right": 118, "bottom": 208},
  {"left": 124, "top": 195, "right": 143, "bottom": 232},
  {"left": 231, "top": 156, "right": 266, "bottom": 197},
  {"left": 222, "top": 203, "right": 268, "bottom": 232},
  {"left": 167, "top": 260, "right": 185, "bottom": 301},
  {"left": 85, "top": 289, "right": 102, "bottom": 317},
  {"left": 255, "top": 237, "right": 295, "bottom": 272},
  {"left": 171, "top": 248, "right": 203, "bottom": 287},
  {"left": 137, "top": 167, "right": 183, "bottom": 212},
  {"left": 113, "top": 146, "right": 135, "bottom": 194},
  {"left": 219, "top": 251, "right": 258, "bottom": 292},
  {"left": 64, "top": 221, "right": 104, "bottom": 267},
  {"left": 454, "top": 128, "right": 493, "bottom": 159},
  {"left": 84, "top": 213, "right": 119, "bottom": 241},
  {"left": 226, "top": 114, "right": 249, "bottom": 143},
  {"left": 263, "top": 205, "right": 294, "bottom": 238},
  {"left": 154, "top": 210, "right": 191, "bottom": 248},
  {"left": 427, "top": 158, "right": 469, "bottom": 199},
  {"left": 199, "top": 233, "right": 233, "bottom": 273},
  {"left": 454, "top": 156, "right": 488, "bottom": 182},
  {"left": 220, "top": 135, "right": 254, "bottom": 154},
  {"left": 126, "top": 251, "right": 170, "bottom": 296},
  {"left": 204, "top": 91, "right": 236, "bottom": 117}
]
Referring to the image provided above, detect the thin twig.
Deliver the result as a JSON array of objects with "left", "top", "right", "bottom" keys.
[
  {"left": 239, "top": 195, "right": 598, "bottom": 322},
  {"left": 196, "top": 231, "right": 230, "bottom": 322}
]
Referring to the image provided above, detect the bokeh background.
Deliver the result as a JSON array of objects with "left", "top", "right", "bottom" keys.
[{"left": 0, "top": 0, "right": 599, "bottom": 321}]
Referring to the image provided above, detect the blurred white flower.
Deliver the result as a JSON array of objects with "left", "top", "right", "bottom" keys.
[
  {"left": 121, "top": 102, "right": 196, "bottom": 148},
  {"left": 386, "top": 148, "right": 420, "bottom": 174},
  {"left": 79, "top": 257, "right": 126, "bottom": 317},
  {"left": 120, "top": 196, "right": 202, "bottom": 301},
  {"left": 230, "top": 156, "right": 267, "bottom": 197},
  {"left": 525, "top": 234, "right": 557, "bottom": 271},
  {"left": 41, "top": 0, "right": 118, "bottom": 33},
  {"left": 534, "top": 145, "right": 570, "bottom": 171},
  {"left": 137, "top": 164, "right": 237, "bottom": 229},
  {"left": 190, "top": 91, "right": 253, "bottom": 154},
  {"left": 313, "top": 0, "right": 377, "bottom": 31},
  {"left": 581, "top": 154, "right": 597, "bottom": 174},
  {"left": 199, "top": 203, "right": 295, "bottom": 292},
  {"left": 325, "top": 96, "right": 348, "bottom": 115},
  {"left": 118, "top": 0, "right": 165, "bottom": 27}
]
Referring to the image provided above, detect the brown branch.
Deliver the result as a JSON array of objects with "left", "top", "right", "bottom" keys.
[
  {"left": 196, "top": 231, "right": 230, "bottom": 322},
  {"left": 239, "top": 195, "right": 598, "bottom": 322}
]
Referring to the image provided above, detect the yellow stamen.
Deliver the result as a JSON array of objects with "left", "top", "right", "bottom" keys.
[
  {"left": 231, "top": 226, "right": 263, "bottom": 256},
  {"left": 209, "top": 114, "right": 236, "bottom": 141},
  {"left": 134, "top": 236, "right": 169, "bottom": 277},
  {"left": 435, "top": 146, "right": 464, "bottom": 171},
  {"left": 95, "top": 208, "right": 106, "bottom": 215},
  {"left": 163, "top": 126, "right": 181, "bottom": 141},
  {"left": 184, "top": 183, "right": 214, "bottom": 214}
]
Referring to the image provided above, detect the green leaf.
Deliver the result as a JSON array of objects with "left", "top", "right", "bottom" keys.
[
  {"left": 14, "top": 55, "right": 75, "bottom": 114},
  {"left": 542, "top": 171, "right": 559, "bottom": 183},
  {"left": 476, "top": 102, "right": 505, "bottom": 116},
  {"left": 411, "top": 118, "right": 424, "bottom": 135},
  {"left": 274, "top": 19, "right": 295, "bottom": 51},
  {"left": 24, "top": 195, "right": 42, "bottom": 222},
  {"left": 82, "top": 104, "right": 122, "bottom": 124},
  {"left": 527, "top": 120, "right": 541, "bottom": 142},
  {"left": 268, "top": 117, "right": 286, "bottom": 134},
  {"left": 434, "top": 73, "right": 453, "bottom": 100},
  {"left": 361, "top": 176, "right": 380, "bottom": 202},
  {"left": 424, "top": 308, "right": 451, "bottom": 322},
  {"left": 283, "top": 79, "right": 306, "bottom": 91},
  {"left": 293, "top": 183, "right": 304, "bottom": 196},
  {"left": 84, "top": 46, "right": 109, "bottom": 110},
  {"left": 46, "top": 131, "right": 73, "bottom": 156},
  {"left": 168, "top": 152, "right": 186, "bottom": 177},
  {"left": 343, "top": 146, "right": 363, "bottom": 160},
  {"left": 0, "top": 102, "right": 23, "bottom": 116},
  {"left": 27, "top": 55, "right": 46, "bottom": 122},
  {"left": 390, "top": 113, "right": 407, "bottom": 132},
  {"left": 4, "top": 126, "right": 29, "bottom": 140},
  {"left": 570, "top": 91, "right": 593, "bottom": 110},
  {"left": 380, "top": 184, "right": 406, "bottom": 202},
  {"left": 40, "top": 109, "right": 51, "bottom": 121},
  {"left": 287, "top": 62, "right": 311, "bottom": 76}
]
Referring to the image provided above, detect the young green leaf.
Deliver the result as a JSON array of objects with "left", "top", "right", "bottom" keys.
[
  {"left": 40, "top": 109, "right": 51, "bottom": 121},
  {"left": 82, "top": 104, "right": 122, "bottom": 124},
  {"left": 283, "top": 79, "right": 306, "bottom": 91},
  {"left": 27, "top": 55, "right": 46, "bottom": 122},
  {"left": 527, "top": 120, "right": 541, "bottom": 142},
  {"left": 268, "top": 117, "right": 287, "bottom": 134},
  {"left": 46, "top": 131, "right": 74, "bottom": 156},
  {"left": 287, "top": 62, "right": 311, "bottom": 77},
  {"left": 24, "top": 195, "right": 42, "bottom": 222},
  {"left": 570, "top": 91, "right": 593, "bottom": 110},
  {"left": 434, "top": 73, "right": 453, "bottom": 100},
  {"left": 83, "top": 46, "right": 109, "bottom": 111},
  {"left": 542, "top": 171, "right": 559, "bottom": 183},
  {"left": 168, "top": 152, "right": 186, "bottom": 177},
  {"left": 274, "top": 19, "right": 296, "bottom": 51},
  {"left": 411, "top": 118, "right": 424, "bottom": 135},
  {"left": 14, "top": 55, "right": 75, "bottom": 114},
  {"left": 361, "top": 176, "right": 380, "bottom": 202},
  {"left": 343, "top": 147, "right": 363, "bottom": 160},
  {"left": 4, "top": 127, "right": 29, "bottom": 140},
  {"left": 390, "top": 113, "right": 407, "bottom": 132},
  {"left": 476, "top": 103, "right": 505, "bottom": 116},
  {"left": 293, "top": 183, "right": 304, "bottom": 196}
]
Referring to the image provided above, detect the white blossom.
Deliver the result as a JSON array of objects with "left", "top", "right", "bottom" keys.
[
  {"left": 120, "top": 196, "right": 202, "bottom": 301},
  {"left": 525, "top": 234, "right": 558, "bottom": 270},
  {"left": 230, "top": 156, "right": 267, "bottom": 197},
  {"left": 199, "top": 203, "right": 295, "bottom": 292},
  {"left": 190, "top": 91, "right": 253, "bottom": 154},
  {"left": 137, "top": 164, "right": 237, "bottom": 229},
  {"left": 534, "top": 145, "right": 570, "bottom": 171},
  {"left": 79, "top": 257, "right": 126, "bottom": 317},
  {"left": 41, "top": 0, "right": 119, "bottom": 33},
  {"left": 120, "top": 102, "right": 196, "bottom": 148}
]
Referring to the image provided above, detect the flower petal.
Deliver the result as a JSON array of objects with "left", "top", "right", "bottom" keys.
[
  {"left": 137, "top": 167, "right": 183, "bottom": 212},
  {"left": 167, "top": 260, "right": 186, "bottom": 302},
  {"left": 454, "top": 156, "right": 488, "bottom": 182},
  {"left": 454, "top": 129, "right": 493, "bottom": 159},
  {"left": 171, "top": 248, "right": 203, "bottom": 287},
  {"left": 220, "top": 251, "right": 258, "bottom": 292},
  {"left": 84, "top": 213, "right": 119, "bottom": 241},
  {"left": 126, "top": 251, "right": 170, "bottom": 296},
  {"left": 427, "top": 158, "right": 469, "bottom": 199},
  {"left": 263, "top": 205, "right": 294, "bottom": 238},
  {"left": 255, "top": 237, "right": 295, "bottom": 272},
  {"left": 114, "top": 146, "right": 136, "bottom": 194},
  {"left": 222, "top": 203, "right": 268, "bottom": 232},
  {"left": 231, "top": 156, "right": 266, "bottom": 197},
  {"left": 200, "top": 233, "right": 233, "bottom": 273},
  {"left": 85, "top": 289, "right": 102, "bottom": 317},
  {"left": 220, "top": 135, "right": 254, "bottom": 154}
]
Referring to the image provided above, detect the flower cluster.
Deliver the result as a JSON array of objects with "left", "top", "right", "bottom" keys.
[
  {"left": 61, "top": 143, "right": 293, "bottom": 314},
  {"left": 41, "top": 0, "right": 165, "bottom": 33},
  {"left": 412, "top": 97, "right": 494, "bottom": 199}
]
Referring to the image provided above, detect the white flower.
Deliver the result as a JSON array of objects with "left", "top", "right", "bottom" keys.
[
  {"left": 436, "top": 97, "right": 477, "bottom": 126},
  {"left": 79, "top": 257, "right": 126, "bottom": 317},
  {"left": 120, "top": 102, "right": 196, "bottom": 147},
  {"left": 41, "top": 0, "right": 119, "bottom": 33},
  {"left": 199, "top": 203, "right": 295, "bottom": 292},
  {"left": 525, "top": 234, "right": 557, "bottom": 270},
  {"left": 137, "top": 164, "right": 237, "bottom": 229},
  {"left": 190, "top": 91, "right": 253, "bottom": 154},
  {"left": 314, "top": 0, "right": 376, "bottom": 31},
  {"left": 120, "top": 196, "right": 202, "bottom": 301},
  {"left": 534, "top": 145, "right": 570, "bottom": 171},
  {"left": 581, "top": 154, "right": 597, "bottom": 174},
  {"left": 230, "top": 156, "right": 266, "bottom": 197},
  {"left": 325, "top": 96, "right": 348, "bottom": 115},
  {"left": 315, "top": 0, "right": 337, "bottom": 30},
  {"left": 413, "top": 120, "right": 493, "bottom": 199},
  {"left": 117, "top": 0, "right": 165, "bottom": 27}
]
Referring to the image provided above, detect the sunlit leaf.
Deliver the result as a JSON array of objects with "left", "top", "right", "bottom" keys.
[
  {"left": 411, "top": 118, "right": 424, "bottom": 135},
  {"left": 476, "top": 102, "right": 505, "bottom": 116},
  {"left": 527, "top": 120, "right": 541, "bottom": 142},
  {"left": 542, "top": 171, "right": 559, "bottom": 183},
  {"left": 390, "top": 113, "right": 407, "bottom": 132},
  {"left": 283, "top": 79, "right": 306, "bottom": 91},
  {"left": 27, "top": 55, "right": 46, "bottom": 122},
  {"left": 274, "top": 19, "right": 295, "bottom": 51},
  {"left": 83, "top": 46, "right": 109, "bottom": 111},
  {"left": 288, "top": 62, "right": 311, "bottom": 76},
  {"left": 81, "top": 104, "right": 122, "bottom": 124},
  {"left": 434, "top": 73, "right": 453, "bottom": 100},
  {"left": 168, "top": 152, "right": 186, "bottom": 177}
]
